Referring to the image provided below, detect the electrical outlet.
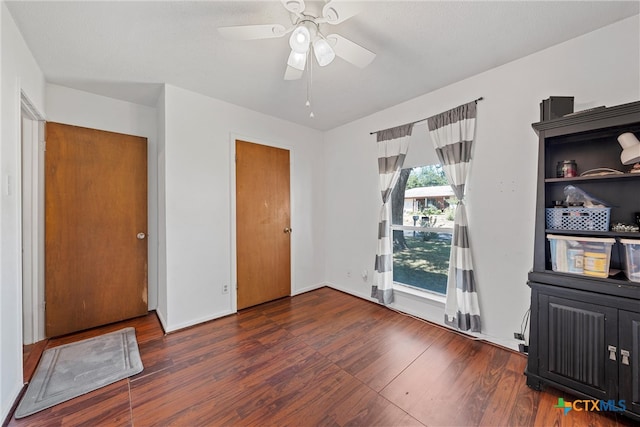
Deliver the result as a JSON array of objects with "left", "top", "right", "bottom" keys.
[
  {"left": 347, "top": 270, "right": 352, "bottom": 278},
  {"left": 222, "top": 284, "right": 229, "bottom": 294},
  {"left": 514, "top": 332, "right": 525, "bottom": 340}
]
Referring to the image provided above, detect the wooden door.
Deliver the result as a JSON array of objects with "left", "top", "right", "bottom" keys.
[
  {"left": 45, "top": 123, "right": 148, "bottom": 337},
  {"left": 236, "top": 140, "right": 291, "bottom": 309}
]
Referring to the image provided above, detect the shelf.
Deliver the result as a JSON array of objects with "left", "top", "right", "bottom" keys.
[
  {"left": 532, "top": 101, "right": 640, "bottom": 137},
  {"left": 545, "top": 172, "right": 640, "bottom": 183},
  {"left": 529, "top": 270, "right": 640, "bottom": 289},
  {"left": 528, "top": 270, "right": 640, "bottom": 300},
  {"left": 545, "top": 229, "right": 640, "bottom": 239}
]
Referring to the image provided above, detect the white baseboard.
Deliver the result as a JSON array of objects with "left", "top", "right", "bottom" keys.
[
  {"left": 155, "top": 282, "right": 522, "bottom": 353},
  {"left": 325, "top": 282, "right": 521, "bottom": 352},
  {"left": 291, "top": 282, "right": 326, "bottom": 296},
  {"left": 162, "top": 309, "right": 237, "bottom": 334},
  {"left": 2, "top": 382, "right": 24, "bottom": 425},
  {"left": 154, "top": 308, "right": 169, "bottom": 333}
]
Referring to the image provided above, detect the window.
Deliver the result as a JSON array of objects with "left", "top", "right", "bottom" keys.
[{"left": 390, "top": 165, "right": 455, "bottom": 296}]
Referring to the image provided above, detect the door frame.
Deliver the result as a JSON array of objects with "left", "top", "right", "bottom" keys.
[
  {"left": 229, "top": 134, "right": 295, "bottom": 312},
  {"left": 20, "top": 91, "right": 46, "bottom": 344}
]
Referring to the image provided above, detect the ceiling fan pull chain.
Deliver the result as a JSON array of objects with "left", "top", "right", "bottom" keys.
[
  {"left": 306, "top": 50, "right": 311, "bottom": 107},
  {"left": 307, "top": 51, "right": 314, "bottom": 118}
]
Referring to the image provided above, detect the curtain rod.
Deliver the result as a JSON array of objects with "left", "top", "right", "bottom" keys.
[{"left": 368, "top": 97, "right": 484, "bottom": 135}]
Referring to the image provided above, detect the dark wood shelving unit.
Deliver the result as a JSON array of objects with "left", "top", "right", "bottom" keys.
[{"left": 526, "top": 100, "right": 640, "bottom": 422}]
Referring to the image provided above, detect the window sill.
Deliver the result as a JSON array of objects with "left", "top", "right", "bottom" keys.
[{"left": 392, "top": 283, "right": 446, "bottom": 304}]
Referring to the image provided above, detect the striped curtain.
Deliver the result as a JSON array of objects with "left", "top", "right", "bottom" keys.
[
  {"left": 427, "top": 101, "right": 481, "bottom": 332},
  {"left": 371, "top": 124, "right": 413, "bottom": 304}
]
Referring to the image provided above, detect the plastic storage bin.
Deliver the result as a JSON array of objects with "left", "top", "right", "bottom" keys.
[
  {"left": 547, "top": 234, "right": 615, "bottom": 278},
  {"left": 619, "top": 238, "right": 640, "bottom": 283},
  {"left": 545, "top": 207, "right": 611, "bottom": 231}
]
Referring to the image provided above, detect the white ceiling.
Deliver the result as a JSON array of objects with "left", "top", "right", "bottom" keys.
[{"left": 6, "top": 1, "right": 639, "bottom": 130}]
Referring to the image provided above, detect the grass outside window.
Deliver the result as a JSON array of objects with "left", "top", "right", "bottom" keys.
[{"left": 392, "top": 231, "right": 451, "bottom": 295}]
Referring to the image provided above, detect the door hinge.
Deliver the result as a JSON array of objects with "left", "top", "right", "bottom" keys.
[{"left": 40, "top": 140, "right": 46, "bottom": 152}]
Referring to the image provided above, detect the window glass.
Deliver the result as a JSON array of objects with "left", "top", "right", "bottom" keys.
[{"left": 391, "top": 165, "right": 455, "bottom": 295}]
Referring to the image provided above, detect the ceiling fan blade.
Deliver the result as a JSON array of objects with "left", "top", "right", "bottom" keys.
[
  {"left": 281, "top": 0, "right": 305, "bottom": 16},
  {"left": 218, "top": 24, "right": 287, "bottom": 40},
  {"left": 322, "top": 1, "right": 362, "bottom": 24},
  {"left": 284, "top": 66, "right": 304, "bottom": 80},
  {"left": 326, "top": 34, "right": 375, "bottom": 68}
]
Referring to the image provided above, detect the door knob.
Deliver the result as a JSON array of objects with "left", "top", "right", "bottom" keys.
[
  {"left": 284, "top": 227, "right": 292, "bottom": 234},
  {"left": 137, "top": 232, "right": 146, "bottom": 240}
]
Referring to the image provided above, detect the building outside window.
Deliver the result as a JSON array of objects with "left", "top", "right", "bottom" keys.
[{"left": 391, "top": 165, "right": 455, "bottom": 296}]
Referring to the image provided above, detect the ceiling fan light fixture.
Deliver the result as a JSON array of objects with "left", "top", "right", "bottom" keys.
[
  {"left": 289, "top": 25, "right": 311, "bottom": 53},
  {"left": 287, "top": 50, "right": 307, "bottom": 71},
  {"left": 312, "top": 37, "right": 335, "bottom": 66},
  {"left": 219, "top": 1, "right": 375, "bottom": 86}
]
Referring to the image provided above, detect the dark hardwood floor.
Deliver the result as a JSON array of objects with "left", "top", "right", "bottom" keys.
[{"left": 8, "top": 287, "right": 636, "bottom": 426}]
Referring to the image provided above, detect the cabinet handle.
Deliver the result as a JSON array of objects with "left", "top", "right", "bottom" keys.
[
  {"left": 621, "top": 349, "right": 630, "bottom": 366},
  {"left": 608, "top": 345, "right": 617, "bottom": 361}
]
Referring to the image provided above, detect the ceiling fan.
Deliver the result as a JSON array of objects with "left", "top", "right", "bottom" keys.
[{"left": 218, "top": 0, "right": 376, "bottom": 80}]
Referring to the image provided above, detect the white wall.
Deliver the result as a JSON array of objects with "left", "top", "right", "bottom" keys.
[
  {"left": 159, "top": 84, "right": 325, "bottom": 331},
  {"left": 45, "top": 84, "right": 159, "bottom": 311},
  {"left": 323, "top": 15, "right": 640, "bottom": 349},
  {"left": 0, "top": 2, "right": 46, "bottom": 421}
]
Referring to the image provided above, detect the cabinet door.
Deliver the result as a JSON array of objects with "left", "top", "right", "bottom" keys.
[
  {"left": 619, "top": 310, "right": 640, "bottom": 415},
  {"left": 539, "top": 295, "right": 618, "bottom": 400}
]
